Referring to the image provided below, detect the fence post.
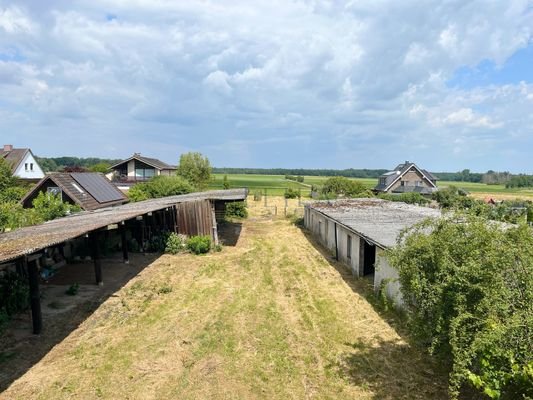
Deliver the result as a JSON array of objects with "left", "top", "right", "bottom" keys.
[{"left": 264, "top": 189, "right": 267, "bottom": 207}]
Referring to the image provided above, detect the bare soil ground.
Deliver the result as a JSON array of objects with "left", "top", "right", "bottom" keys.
[{"left": 0, "top": 199, "right": 447, "bottom": 399}]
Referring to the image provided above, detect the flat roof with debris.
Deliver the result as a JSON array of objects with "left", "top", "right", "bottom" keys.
[
  {"left": 306, "top": 198, "right": 441, "bottom": 249},
  {"left": 0, "top": 189, "right": 248, "bottom": 264}
]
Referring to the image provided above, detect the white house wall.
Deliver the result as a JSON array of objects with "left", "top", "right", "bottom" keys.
[{"left": 13, "top": 152, "right": 44, "bottom": 179}]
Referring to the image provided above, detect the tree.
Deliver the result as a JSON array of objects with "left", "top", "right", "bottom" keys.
[
  {"left": 0, "top": 158, "right": 17, "bottom": 193},
  {"left": 222, "top": 174, "right": 230, "bottom": 190},
  {"left": 128, "top": 176, "right": 193, "bottom": 202},
  {"left": 177, "top": 152, "right": 212, "bottom": 190},
  {"left": 89, "top": 162, "right": 111, "bottom": 173},
  {"left": 320, "top": 177, "right": 368, "bottom": 198},
  {"left": 387, "top": 215, "right": 533, "bottom": 399}
]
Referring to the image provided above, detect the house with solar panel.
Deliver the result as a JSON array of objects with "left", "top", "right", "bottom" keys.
[
  {"left": 20, "top": 172, "right": 128, "bottom": 211},
  {"left": 1, "top": 144, "right": 45, "bottom": 183},
  {"left": 373, "top": 161, "right": 438, "bottom": 195},
  {"left": 108, "top": 153, "right": 177, "bottom": 183}
]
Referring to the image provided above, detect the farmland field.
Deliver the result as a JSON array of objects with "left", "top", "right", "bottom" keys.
[
  {"left": 0, "top": 201, "right": 447, "bottom": 399},
  {"left": 211, "top": 174, "right": 533, "bottom": 200}
]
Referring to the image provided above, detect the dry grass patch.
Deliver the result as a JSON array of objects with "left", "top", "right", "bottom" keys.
[{"left": 1, "top": 214, "right": 446, "bottom": 400}]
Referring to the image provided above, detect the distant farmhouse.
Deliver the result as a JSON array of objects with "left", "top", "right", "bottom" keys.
[
  {"left": 108, "top": 153, "right": 177, "bottom": 183},
  {"left": 374, "top": 161, "right": 438, "bottom": 195},
  {"left": 1, "top": 144, "right": 45, "bottom": 182},
  {"left": 21, "top": 172, "right": 128, "bottom": 211}
]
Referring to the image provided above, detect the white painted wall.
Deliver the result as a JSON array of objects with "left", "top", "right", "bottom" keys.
[
  {"left": 127, "top": 160, "right": 135, "bottom": 178},
  {"left": 375, "top": 249, "right": 404, "bottom": 308},
  {"left": 13, "top": 152, "right": 44, "bottom": 179},
  {"left": 305, "top": 205, "right": 405, "bottom": 308}
]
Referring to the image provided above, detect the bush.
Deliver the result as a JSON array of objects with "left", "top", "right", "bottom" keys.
[
  {"left": 378, "top": 192, "right": 430, "bottom": 205},
  {"left": 187, "top": 235, "right": 211, "bottom": 254},
  {"left": 225, "top": 201, "right": 248, "bottom": 218},
  {"left": 32, "top": 192, "right": 80, "bottom": 221},
  {"left": 253, "top": 190, "right": 262, "bottom": 201},
  {"left": 387, "top": 215, "right": 533, "bottom": 399},
  {"left": 165, "top": 233, "right": 188, "bottom": 254},
  {"left": 320, "top": 177, "right": 368, "bottom": 198},
  {"left": 0, "top": 271, "right": 29, "bottom": 320},
  {"left": 128, "top": 176, "right": 193, "bottom": 202},
  {"left": 284, "top": 188, "right": 300, "bottom": 199}
]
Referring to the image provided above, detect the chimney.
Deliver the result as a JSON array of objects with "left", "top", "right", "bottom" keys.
[{"left": 3, "top": 144, "right": 13, "bottom": 152}]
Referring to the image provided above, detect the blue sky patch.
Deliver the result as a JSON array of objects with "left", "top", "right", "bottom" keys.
[{"left": 448, "top": 43, "right": 533, "bottom": 89}]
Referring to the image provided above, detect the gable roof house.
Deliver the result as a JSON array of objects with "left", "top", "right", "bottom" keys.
[
  {"left": 21, "top": 172, "right": 128, "bottom": 211},
  {"left": 1, "top": 144, "right": 45, "bottom": 182},
  {"left": 108, "top": 153, "right": 177, "bottom": 184},
  {"left": 373, "top": 161, "right": 438, "bottom": 195}
]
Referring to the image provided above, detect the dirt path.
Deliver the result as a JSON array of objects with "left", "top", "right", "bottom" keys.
[{"left": 1, "top": 214, "right": 447, "bottom": 399}]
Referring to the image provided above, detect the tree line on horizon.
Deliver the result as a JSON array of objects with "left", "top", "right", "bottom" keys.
[{"left": 35, "top": 157, "right": 533, "bottom": 187}]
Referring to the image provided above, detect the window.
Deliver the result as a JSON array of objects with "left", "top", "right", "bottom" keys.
[
  {"left": 400, "top": 181, "right": 405, "bottom": 186},
  {"left": 135, "top": 168, "right": 156, "bottom": 179},
  {"left": 47, "top": 187, "right": 61, "bottom": 196},
  {"left": 347, "top": 235, "right": 352, "bottom": 259},
  {"left": 30, "top": 163, "right": 33, "bottom": 171},
  {"left": 25, "top": 163, "right": 28, "bottom": 171}
]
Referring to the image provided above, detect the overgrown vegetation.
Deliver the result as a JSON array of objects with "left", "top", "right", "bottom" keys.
[
  {"left": 164, "top": 233, "right": 188, "bottom": 254},
  {"left": 186, "top": 235, "right": 211, "bottom": 254},
  {"left": 225, "top": 201, "right": 248, "bottom": 219},
  {"left": 387, "top": 215, "right": 533, "bottom": 399},
  {"left": 284, "top": 188, "right": 300, "bottom": 199},
  {"left": 320, "top": 176, "right": 369, "bottom": 198},
  {"left": 378, "top": 192, "right": 430, "bottom": 205},
  {"left": 0, "top": 272, "right": 30, "bottom": 332},
  {"left": 128, "top": 176, "right": 193, "bottom": 202},
  {"left": 433, "top": 186, "right": 533, "bottom": 224},
  {"left": 0, "top": 159, "right": 81, "bottom": 231},
  {"left": 284, "top": 175, "right": 304, "bottom": 182},
  {"left": 177, "top": 152, "right": 212, "bottom": 190}
]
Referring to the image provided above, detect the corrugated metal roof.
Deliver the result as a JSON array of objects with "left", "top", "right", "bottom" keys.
[
  {"left": 307, "top": 198, "right": 440, "bottom": 248},
  {"left": 0, "top": 188, "right": 248, "bottom": 264}
]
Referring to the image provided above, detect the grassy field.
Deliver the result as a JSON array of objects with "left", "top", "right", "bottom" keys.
[
  {"left": 211, "top": 174, "right": 533, "bottom": 200},
  {"left": 1, "top": 201, "right": 447, "bottom": 399}
]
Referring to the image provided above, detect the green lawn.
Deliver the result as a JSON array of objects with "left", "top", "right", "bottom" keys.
[{"left": 211, "top": 174, "right": 533, "bottom": 199}]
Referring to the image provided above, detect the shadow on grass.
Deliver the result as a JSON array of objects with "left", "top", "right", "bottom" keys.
[
  {"left": 328, "top": 338, "right": 448, "bottom": 400},
  {"left": 297, "top": 224, "right": 449, "bottom": 399},
  {"left": 0, "top": 252, "right": 159, "bottom": 393}
]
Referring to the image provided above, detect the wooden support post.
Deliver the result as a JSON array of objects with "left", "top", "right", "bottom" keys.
[
  {"left": 26, "top": 255, "right": 42, "bottom": 334},
  {"left": 89, "top": 232, "right": 103, "bottom": 285},
  {"left": 119, "top": 223, "right": 129, "bottom": 264},
  {"left": 211, "top": 202, "right": 219, "bottom": 246}
]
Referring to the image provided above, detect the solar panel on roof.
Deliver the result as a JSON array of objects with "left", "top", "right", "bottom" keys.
[{"left": 71, "top": 173, "right": 125, "bottom": 203}]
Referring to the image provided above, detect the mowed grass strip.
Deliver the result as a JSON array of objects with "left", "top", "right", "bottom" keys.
[{"left": 2, "top": 217, "right": 447, "bottom": 400}]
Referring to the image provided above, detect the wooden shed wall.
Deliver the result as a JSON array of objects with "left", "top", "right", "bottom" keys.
[{"left": 176, "top": 199, "right": 215, "bottom": 238}]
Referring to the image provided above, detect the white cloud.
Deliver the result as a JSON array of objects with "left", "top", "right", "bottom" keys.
[{"left": 0, "top": 0, "right": 531, "bottom": 170}]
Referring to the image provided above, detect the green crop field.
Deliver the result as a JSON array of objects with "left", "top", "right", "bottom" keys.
[{"left": 211, "top": 173, "right": 533, "bottom": 199}]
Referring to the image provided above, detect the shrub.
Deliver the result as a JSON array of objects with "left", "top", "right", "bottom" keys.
[
  {"left": 0, "top": 271, "right": 29, "bottom": 320},
  {"left": 32, "top": 192, "right": 80, "bottom": 221},
  {"left": 146, "top": 232, "right": 170, "bottom": 252},
  {"left": 187, "top": 235, "right": 211, "bottom": 254},
  {"left": 320, "top": 177, "right": 367, "bottom": 198},
  {"left": 128, "top": 176, "right": 193, "bottom": 202},
  {"left": 222, "top": 175, "right": 230, "bottom": 190},
  {"left": 378, "top": 192, "right": 430, "bottom": 205},
  {"left": 284, "top": 188, "right": 300, "bottom": 199},
  {"left": 225, "top": 201, "right": 248, "bottom": 218},
  {"left": 253, "top": 190, "right": 262, "bottom": 201},
  {"left": 387, "top": 215, "right": 533, "bottom": 399},
  {"left": 165, "top": 233, "right": 188, "bottom": 254}
]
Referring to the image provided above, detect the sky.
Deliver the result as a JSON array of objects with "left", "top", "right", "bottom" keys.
[{"left": 0, "top": 1, "right": 532, "bottom": 173}]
